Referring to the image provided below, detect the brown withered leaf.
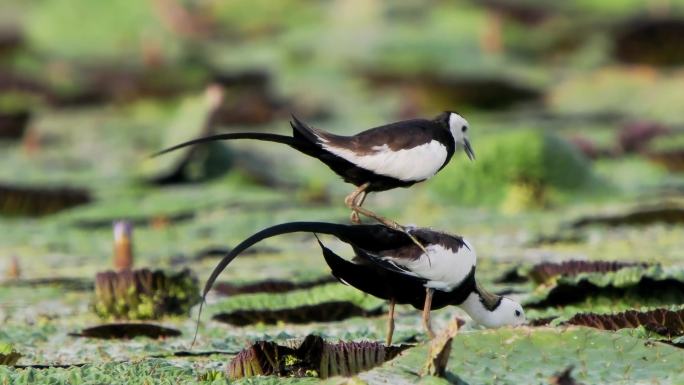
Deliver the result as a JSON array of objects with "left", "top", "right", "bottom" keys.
[{"left": 227, "top": 335, "right": 410, "bottom": 380}]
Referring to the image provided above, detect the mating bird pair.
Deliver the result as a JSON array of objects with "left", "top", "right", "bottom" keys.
[
  {"left": 154, "top": 111, "right": 474, "bottom": 240},
  {"left": 155, "top": 112, "right": 524, "bottom": 343}
]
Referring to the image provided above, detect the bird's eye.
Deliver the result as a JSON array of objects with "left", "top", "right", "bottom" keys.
[
  {"left": 515, "top": 310, "right": 521, "bottom": 317},
  {"left": 461, "top": 125, "right": 468, "bottom": 133}
]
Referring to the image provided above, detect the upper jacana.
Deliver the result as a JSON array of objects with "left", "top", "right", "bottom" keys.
[
  {"left": 195, "top": 221, "right": 524, "bottom": 345},
  {"left": 152, "top": 112, "right": 475, "bottom": 241}
]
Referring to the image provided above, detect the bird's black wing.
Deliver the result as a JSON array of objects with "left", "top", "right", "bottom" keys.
[
  {"left": 191, "top": 221, "right": 429, "bottom": 346},
  {"left": 297, "top": 118, "right": 448, "bottom": 155},
  {"left": 351, "top": 245, "right": 425, "bottom": 279},
  {"left": 347, "top": 119, "right": 448, "bottom": 152},
  {"left": 290, "top": 115, "right": 344, "bottom": 145},
  {"left": 318, "top": 238, "right": 428, "bottom": 302}
]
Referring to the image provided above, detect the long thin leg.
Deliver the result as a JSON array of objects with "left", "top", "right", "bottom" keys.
[
  {"left": 422, "top": 288, "right": 435, "bottom": 339},
  {"left": 386, "top": 299, "right": 396, "bottom": 345},
  {"left": 350, "top": 191, "right": 367, "bottom": 224},
  {"left": 345, "top": 184, "right": 369, "bottom": 224}
]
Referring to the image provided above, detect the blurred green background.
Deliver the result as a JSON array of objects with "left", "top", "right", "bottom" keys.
[{"left": 1, "top": 0, "right": 684, "bottom": 383}]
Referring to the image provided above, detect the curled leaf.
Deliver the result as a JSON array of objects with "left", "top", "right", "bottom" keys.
[
  {"left": 227, "top": 335, "right": 410, "bottom": 380},
  {"left": 562, "top": 308, "right": 684, "bottom": 338}
]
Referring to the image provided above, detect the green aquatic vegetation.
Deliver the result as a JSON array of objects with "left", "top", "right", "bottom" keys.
[
  {"left": 429, "top": 129, "right": 593, "bottom": 209},
  {"left": 210, "top": 283, "right": 383, "bottom": 314},
  {"left": 93, "top": 268, "right": 200, "bottom": 320},
  {"left": 55, "top": 175, "right": 282, "bottom": 226},
  {"left": 550, "top": 68, "right": 684, "bottom": 125},
  {"left": 500, "top": 260, "right": 649, "bottom": 285},
  {"left": 525, "top": 265, "right": 684, "bottom": 308},
  {"left": 24, "top": 0, "right": 181, "bottom": 63},
  {"left": 361, "top": 328, "right": 684, "bottom": 384}
]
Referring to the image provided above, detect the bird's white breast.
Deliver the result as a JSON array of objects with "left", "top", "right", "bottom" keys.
[
  {"left": 322, "top": 141, "right": 448, "bottom": 181},
  {"left": 385, "top": 242, "right": 476, "bottom": 291}
]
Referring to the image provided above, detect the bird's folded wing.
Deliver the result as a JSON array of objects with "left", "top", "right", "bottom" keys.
[{"left": 351, "top": 245, "right": 423, "bottom": 279}]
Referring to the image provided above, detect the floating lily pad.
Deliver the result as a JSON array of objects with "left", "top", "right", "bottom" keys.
[
  {"left": 211, "top": 283, "right": 383, "bottom": 313},
  {"left": 70, "top": 323, "right": 181, "bottom": 339},
  {"left": 572, "top": 205, "right": 684, "bottom": 228},
  {"left": 93, "top": 268, "right": 200, "bottom": 320},
  {"left": 227, "top": 335, "right": 410, "bottom": 380},
  {"left": 529, "top": 260, "right": 650, "bottom": 285},
  {"left": 211, "top": 283, "right": 384, "bottom": 325},
  {"left": 562, "top": 308, "right": 684, "bottom": 338},
  {"left": 213, "top": 276, "right": 336, "bottom": 296},
  {"left": 0, "top": 183, "right": 92, "bottom": 217},
  {"left": 214, "top": 301, "right": 383, "bottom": 326},
  {"left": 361, "top": 328, "right": 684, "bottom": 384},
  {"left": 497, "top": 260, "right": 648, "bottom": 284},
  {"left": 525, "top": 265, "right": 684, "bottom": 308}
]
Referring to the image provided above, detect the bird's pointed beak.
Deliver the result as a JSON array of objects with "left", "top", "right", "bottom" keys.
[{"left": 464, "top": 138, "right": 475, "bottom": 161}]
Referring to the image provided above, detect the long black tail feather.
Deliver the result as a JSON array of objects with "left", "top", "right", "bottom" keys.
[
  {"left": 191, "top": 221, "right": 381, "bottom": 347},
  {"left": 151, "top": 132, "right": 297, "bottom": 158}
]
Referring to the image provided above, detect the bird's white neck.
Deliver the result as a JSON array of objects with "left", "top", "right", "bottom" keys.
[{"left": 459, "top": 291, "right": 499, "bottom": 327}]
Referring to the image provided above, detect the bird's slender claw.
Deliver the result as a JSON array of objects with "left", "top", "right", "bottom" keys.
[{"left": 402, "top": 227, "right": 429, "bottom": 256}]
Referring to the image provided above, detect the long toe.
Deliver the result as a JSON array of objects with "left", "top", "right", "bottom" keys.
[{"left": 350, "top": 211, "right": 361, "bottom": 224}]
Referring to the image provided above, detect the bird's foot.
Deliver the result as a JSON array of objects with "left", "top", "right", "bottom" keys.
[
  {"left": 403, "top": 228, "right": 429, "bottom": 257},
  {"left": 369, "top": 217, "right": 430, "bottom": 257},
  {"left": 350, "top": 210, "right": 362, "bottom": 224}
]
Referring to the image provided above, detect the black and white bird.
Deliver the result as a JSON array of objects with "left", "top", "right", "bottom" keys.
[
  {"left": 196, "top": 222, "right": 525, "bottom": 345},
  {"left": 153, "top": 112, "right": 475, "bottom": 236}
]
